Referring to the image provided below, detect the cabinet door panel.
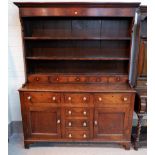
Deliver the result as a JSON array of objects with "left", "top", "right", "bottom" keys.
[
  {"left": 94, "top": 107, "right": 129, "bottom": 141},
  {"left": 28, "top": 106, "right": 61, "bottom": 139}
]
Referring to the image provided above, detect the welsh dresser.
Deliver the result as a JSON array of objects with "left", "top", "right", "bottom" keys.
[{"left": 14, "top": 2, "right": 140, "bottom": 149}]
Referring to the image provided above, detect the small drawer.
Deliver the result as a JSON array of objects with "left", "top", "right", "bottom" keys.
[
  {"left": 64, "top": 93, "right": 91, "bottom": 104},
  {"left": 108, "top": 76, "right": 128, "bottom": 83},
  {"left": 65, "top": 119, "right": 89, "bottom": 129},
  {"left": 67, "top": 76, "right": 89, "bottom": 83},
  {"left": 24, "top": 92, "right": 61, "bottom": 104},
  {"left": 65, "top": 108, "right": 89, "bottom": 118},
  {"left": 49, "top": 76, "right": 67, "bottom": 83},
  {"left": 89, "top": 76, "right": 108, "bottom": 83},
  {"left": 94, "top": 93, "right": 131, "bottom": 105},
  {"left": 28, "top": 75, "right": 49, "bottom": 83},
  {"left": 65, "top": 130, "right": 89, "bottom": 139}
]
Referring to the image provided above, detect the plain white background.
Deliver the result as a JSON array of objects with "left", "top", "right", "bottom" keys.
[{"left": 1, "top": 0, "right": 154, "bottom": 154}]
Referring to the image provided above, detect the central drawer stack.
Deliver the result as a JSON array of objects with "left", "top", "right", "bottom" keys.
[{"left": 62, "top": 93, "right": 94, "bottom": 140}]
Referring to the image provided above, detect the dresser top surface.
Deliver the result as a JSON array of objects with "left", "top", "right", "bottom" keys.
[{"left": 19, "top": 83, "right": 135, "bottom": 93}]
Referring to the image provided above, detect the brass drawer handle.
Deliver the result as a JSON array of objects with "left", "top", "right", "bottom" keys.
[
  {"left": 74, "top": 11, "right": 78, "bottom": 15},
  {"left": 94, "top": 120, "right": 98, "bottom": 125},
  {"left": 145, "top": 82, "right": 147, "bottom": 86},
  {"left": 57, "top": 120, "right": 60, "bottom": 124},
  {"left": 123, "top": 97, "right": 128, "bottom": 101},
  {"left": 83, "top": 122, "right": 87, "bottom": 127},
  {"left": 98, "top": 97, "right": 102, "bottom": 101},
  {"left": 68, "top": 110, "right": 72, "bottom": 115},
  {"left": 83, "top": 97, "right": 87, "bottom": 101},
  {"left": 27, "top": 96, "right": 31, "bottom": 100},
  {"left": 68, "top": 133, "right": 72, "bottom": 138},
  {"left": 68, "top": 122, "right": 72, "bottom": 127},
  {"left": 83, "top": 134, "right": 87, "bottom": 138},
  {"left": 83, "top": 111, "right": 87, "bottom": 116},
  {"left": 68, "top": 97, "right": 72, "bottom": 101},
  {"left": 52, "top": 96, "right": 56, "bottom": 101}
]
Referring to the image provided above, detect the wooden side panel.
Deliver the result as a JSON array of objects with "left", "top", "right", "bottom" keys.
[{"left": 138, "top": 39, "right": 147, "bottom": 77}]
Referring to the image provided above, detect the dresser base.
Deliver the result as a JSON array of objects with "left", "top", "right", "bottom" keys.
[{"left": 24, "top": 140, "right": 131, "bottom": 150}]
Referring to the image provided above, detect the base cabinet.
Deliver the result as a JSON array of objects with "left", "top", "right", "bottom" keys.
[{"left": 20, "top": 91, "right": 134, "bottom": 149}]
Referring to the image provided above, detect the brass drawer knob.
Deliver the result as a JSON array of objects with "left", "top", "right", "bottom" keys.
[
  {"left": 74, "top": 11, "right": 78, "bottom": 15},
  {"left": 68, "top": 122, "right": 72, "bottom": 127},
  {"left": 68, "top": 110, "right": 72, "bottom": 115},
  {"left": 98, "top": 97, "right": 102, "bottom": 101},
  {"left": 68, "top": 133, "right": 72, "bottom": 138},
  {"left": 83, "top": 97, "right": 87, "bottom": 101},
  {"left": 94, "top": 120, "right": 98, "bottom": 125},
  {"left": 83, "top": 122, "right": 87, "bottom": 127},
  {"left": 68, "top": 97, "right": 72, "bottom": 101},
  {"left": 83, "top": 111, "right": 87, "bottom": 116},
  {"left": 57, "top": 120, "right": 60, "bottom": 124},
  {"left": 56, "top": 77, "right": 59, "bottom": 81},
  {"left": 76, "top": 77, "right": 80, "bottom": 81},
  {"left": 27, "top": 96, "right": 31, "bottom": 100},
  {"left": 83, "top": 134, "right": 87, "bottom": 138},
  {"left": 52, "top": 96, "right": 56, "bottom": 101},
  {"left": 123, "top": 97, "right": 128, "bottom": 101},
  {"left": 116, "top": 77, "right": 120, "bottom": 81},
  {"left": 35, "top": 77, "right": 39, "bottom": 81}
]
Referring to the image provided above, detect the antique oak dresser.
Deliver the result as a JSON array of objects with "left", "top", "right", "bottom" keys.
[{"left": 14, "top": 2, "right": 140, "bottom": 149}]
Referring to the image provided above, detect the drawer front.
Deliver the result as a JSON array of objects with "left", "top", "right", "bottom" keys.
[
  {"left": 28, "top": 75, "right": 48, "bottom": 83},
  {"left": 65, "top": 130, "right": 89, "bottom": 139},
  {"left": 24, "top": 92, "right": 61, "bottom": 104},
  {"left": 108, "top": 76, "right": 128, "bottom": 83},
  {"left": 20, "top": 7, "right": 135, "bottom": 17},
  {"left": 65, "top": 119, "right": 89, "bottom": 129},
  {"left": 65, "top": 108, "right": 89, "bottom": 118},
  {"left": 64, "top": 93, "right": 91, "bottom": 104},
  {"left": 94, "top": 93, "right": 131, "bottom": 105}
]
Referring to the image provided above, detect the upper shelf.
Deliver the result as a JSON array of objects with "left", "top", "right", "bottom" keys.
[
  {"left": 26, "top": 56, "right": 129, "bottom": 61},
  {"left": 24, "top": 36, "right": 131, "bottom": 41}
]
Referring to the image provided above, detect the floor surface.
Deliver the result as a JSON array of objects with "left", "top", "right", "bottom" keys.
[{"left": 8, "top": 134, "right": 147, "bottom": 155}]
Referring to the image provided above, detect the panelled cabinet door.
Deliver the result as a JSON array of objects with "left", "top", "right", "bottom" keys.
[
  {"left": 94, "top": 107, "right": 129, "bottom": 141},
  {"left": 27, "top": 106, "right": 61, "bottom": 139}
]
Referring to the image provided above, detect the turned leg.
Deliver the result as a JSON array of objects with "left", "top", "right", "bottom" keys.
[{"left": 134, "top": 114, "right": 143, "bottom": 150}]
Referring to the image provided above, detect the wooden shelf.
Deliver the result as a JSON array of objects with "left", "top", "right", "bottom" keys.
[
  {"left": 26, "top": 56, "right": 129, "bottom": 61},
  {"left": 24, "top": 36, "right": 131, "bottom": 41}
]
